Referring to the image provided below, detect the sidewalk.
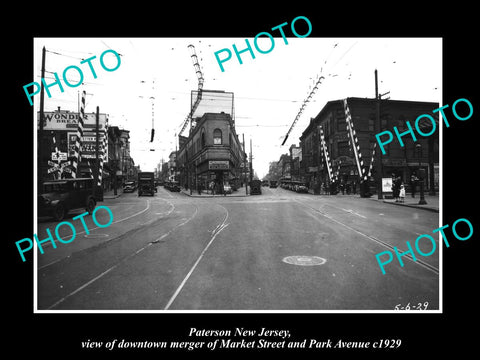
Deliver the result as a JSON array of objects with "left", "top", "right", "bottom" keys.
[
  {"left": 369, "top": 192, "right": 439, "bottom": 213},
  {"left": 180, "top": 186, "right": 249, "bottom": 198},
  {"left": 103, "top": 188, "right": 124, "bottom": 199}
]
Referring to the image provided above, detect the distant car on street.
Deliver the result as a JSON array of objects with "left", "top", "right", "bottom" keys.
[
  {"left": 38, "top": 178, "right": 97, "bottom": 221},
  {"left": 123, "top": 181, "right": 136, "bottom": 193},
  {"left": 223, "top": 184, "right": 232, "bottom": 194},
  {"left": 167, "top": 181, "right": 180, "bottom": 192},
  {"left": 296, "top": 183, "right": 308, "bottom": 193},
  {"left": 269, "top": 180, "right": 278, "bottom": 188}
]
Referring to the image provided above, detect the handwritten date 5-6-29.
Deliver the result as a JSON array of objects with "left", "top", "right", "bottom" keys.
[{"left": 395, "top": 302, "right": 429, "bottom": 310}]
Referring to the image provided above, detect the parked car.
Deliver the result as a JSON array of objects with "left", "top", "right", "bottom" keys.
[
  {"left": 38, "top": 178, "right": 97, "bottom": 221},
  {"left": 296, "top": 183, "right": 309, "bottom": 193},
  {"left": 123, "top": 181, "right": 136, "bottom": 193},
  {"left": 223, "top": 184, "right": 232, "bottom": 194},
  {"left": 169, "top": 181, "right": 180, "bottom": 192}
]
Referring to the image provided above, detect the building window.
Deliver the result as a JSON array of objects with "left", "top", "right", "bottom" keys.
[
  {"left": 213, "top": 128, "right": 222, "bottom": 145},
  {"left": 201, "top": 130, "right": 206, "bottom": 148},
  {"left": 337, "top": 115, "right": 346, "bottom": 131},
  {"left": 368, "top": 114, "right": 375, "bottom": 132},
  {"left": 337, "top": 141, "right": 350, "bottom": 157}
]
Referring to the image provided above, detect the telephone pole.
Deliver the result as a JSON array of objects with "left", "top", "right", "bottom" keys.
[
  {"left": 95, "top": 106, "right": 100, "bottom": 199},
  {"left": 38, "top": 46, "right": 46, "bottom": 189},
  {"left": 243, "top": 134, "right": 248, "bottom": 195},
  {"left": 375, "top": 69, "right": 384, "bottom": 199},
  {"left": 250, "top": 138, "right": 253, "bottom": 183}
]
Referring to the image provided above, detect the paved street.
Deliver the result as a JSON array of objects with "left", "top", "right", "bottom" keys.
[{"left": 36, "top": 186, "right": 440, "bottom": 311}]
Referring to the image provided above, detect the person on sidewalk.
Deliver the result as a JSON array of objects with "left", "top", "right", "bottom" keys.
[
  {"left": 410, "top": 173, "right": 418, "bottom": 198},
  {"left": 392, "top": 176, "right": 401, "bottom": 202},
  {"left": 399, "top": 183, "right": 406, "bottom": 203}
]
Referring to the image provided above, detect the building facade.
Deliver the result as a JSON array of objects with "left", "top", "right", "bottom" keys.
[
  {"left": 38, "top": 108, "right": 108, "bottom": 182},
  {"left": 176, "top": 112, "right": 245, "bottom": 192},
  {"left": 289, "top": 144, "right": 302, "bottom": 182},
  {"left": 299, "top": 97, "right": 439, "bottom": 195},
  {"left": 106, "top": 127, "right": 136, "bottom": 190},
  {"left": 37, "top": 108, "right": 136, "bottom": 193}
]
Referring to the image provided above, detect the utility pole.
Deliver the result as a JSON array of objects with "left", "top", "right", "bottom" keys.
[
  {"left": 243, "top": 133, "right": 247, "bottom": 195},
  {"left": 38, "top": 46, "right": 46, "bottom": 189},
  {"left": 95, "top": 106, "right": 100, "bottom": 199},
  {"left": 250, "top": 138, "right": 253, "bottom": 183},
  {"left": 374, "top": 69, "right": 384, "bottom": 199}
]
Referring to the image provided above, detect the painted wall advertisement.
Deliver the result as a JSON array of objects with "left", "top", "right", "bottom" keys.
[
  {"left": 39, "top": 111, "right": 107, "bottom": 130},
  {"left": 39, "top": 111, "right": 108, "bottom": 160},
  {"left": 67, "top": 132, "right": 105, "bottom": 159}
]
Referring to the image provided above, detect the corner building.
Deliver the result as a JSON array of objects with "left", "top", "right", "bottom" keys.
[
  {"left": 177, "top": 112, "right": 245, "bottom": 192},
  {"left": 299, "top": 97, "right": 439, "bottom": 195}
]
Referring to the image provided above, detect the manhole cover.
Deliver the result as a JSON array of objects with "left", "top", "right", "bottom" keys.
[
  {"left": 83, "top": 234, "right": 110, "bottom": 239},
  {"left": 282, "top": 256, "right": 327, "bottom": 266}
]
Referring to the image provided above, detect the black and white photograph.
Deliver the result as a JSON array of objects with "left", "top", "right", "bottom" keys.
[
  {"left": 7, "top": 6, "right": 478, "bottom": 356},
  {"left": 31, "top": 36, "right": 442, "bottom": 312}
]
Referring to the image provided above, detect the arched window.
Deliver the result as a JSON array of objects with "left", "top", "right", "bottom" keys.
[{"left": 213, "top": 128, "right": 222, "bottom": 145}]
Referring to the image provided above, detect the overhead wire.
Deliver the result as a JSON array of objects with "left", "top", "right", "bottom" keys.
[{"left": 280, "top": 40, "right": 358, "bottom": 147}]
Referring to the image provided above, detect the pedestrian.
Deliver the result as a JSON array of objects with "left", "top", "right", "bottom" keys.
[
  {"left": 399, "top": 182, "right": 406, "bottom": 203},
  {"left": 352, "top": 180, "right": 357, "bottom": 195},
  {"left": 391, "top": 177, "right": 397, "bottom": 202},
  {"left": 392, "top": 176, "right": 401, "bottom": 202},
  {"left": 410, "top": 173, "right": 418, "bottom": 198}
]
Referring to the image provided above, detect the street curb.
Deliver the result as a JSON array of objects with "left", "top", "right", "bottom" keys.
[
  {"left": 381, "top": 200, "right": 439, "bottom": 213},
  {"left": 103, "top": 193, "right": 123, "bottom": 199},
  {"left": 180, "top": 190, "right": 248, "bottom": 198},
  {"left": 103, "top": 195, "right": 122, "bottom": 199}
]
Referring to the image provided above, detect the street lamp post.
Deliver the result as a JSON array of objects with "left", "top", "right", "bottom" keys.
[{"left": 416, "top": 143, "right": 427, "bottom": 205}]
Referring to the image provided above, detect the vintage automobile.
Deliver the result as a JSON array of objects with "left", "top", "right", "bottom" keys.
[
  {"left": 38, "top": 178, "right": 97, "bottom": 221},
  {"left": 168, "top": 181, "right": 180, "bottom": 192},
  {"left": 138, "top": 172, "right": 156, "bottom": 196},
  {"left": 223, "top": 184, "right": 232, "bottom": 194},
  {"left": 249, "top": 180, "right": 262, "bottom": 195},
  {"left": 123, "top": 181, "right": 136, "bottom": 193},
  {"left": 296, "top": 183, "right": 309, "bottom": 193}
]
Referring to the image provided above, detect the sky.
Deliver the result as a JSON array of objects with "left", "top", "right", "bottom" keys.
[{"left": 33, "top": 37, "right": 442, "bottom": 178}]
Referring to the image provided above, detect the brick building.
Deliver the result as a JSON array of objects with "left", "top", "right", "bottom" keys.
[
  {"left": 299, "top": 97, "right": 439, "bottom": 195},
  {"left": 176, "top": 112, "right": 245, "bottom": 192}
]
